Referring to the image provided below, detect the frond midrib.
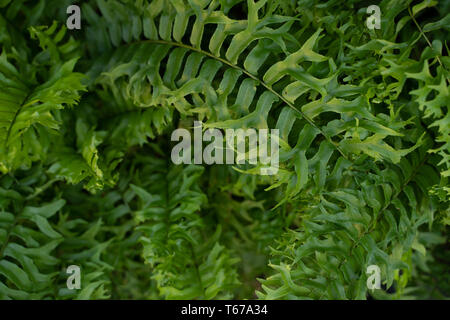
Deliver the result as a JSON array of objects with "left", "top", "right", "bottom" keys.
[
  {"left": 123, "top": 38, "right": 349, "bottom": 161},
  {"left": 3, "top": 90, "right": 33, "bottom": 149}
]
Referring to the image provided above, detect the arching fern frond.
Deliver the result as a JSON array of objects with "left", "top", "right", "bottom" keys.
[
  {"left": 83, "top": 0, "right": 415, "bottom": 188},
  {"left": 0, "top": 23, "right": 85, "bottom": 173}
]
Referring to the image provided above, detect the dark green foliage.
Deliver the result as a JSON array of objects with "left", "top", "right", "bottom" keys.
[{"left": 0, "top": 0, "right": 448, "bottom": 299}]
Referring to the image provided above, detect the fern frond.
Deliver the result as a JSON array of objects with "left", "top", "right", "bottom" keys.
[
  {"left": 257, "top": 135, "right": 442, "bottom": 299},
  {"left": 130, "top": 153, "right": 240, "bottom": 299},
  {"left": 0, "top": 188, "right": 64, "bottom": 299},
  {"left": 0, "top": 23, "right": 85, "bottom": 173}
]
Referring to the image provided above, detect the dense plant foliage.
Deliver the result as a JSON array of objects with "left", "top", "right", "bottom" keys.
[{"left": 0, "top": 0, "right": 448, "bottom": 299}]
